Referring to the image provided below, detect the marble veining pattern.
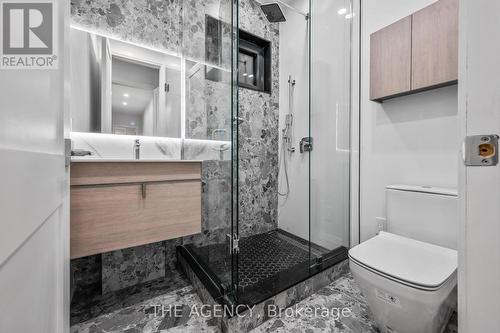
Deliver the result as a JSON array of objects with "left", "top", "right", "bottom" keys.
[
  {"left": 252, "top": 274, "right": 458, "bottom": 333},
  {"left": 102, "top": 242, "right": 167, "bottom": 293},
  {"left": 237, "top": 0, "right": 280, "bottom": 238},
  {"left": 72, "top": 255, "right": 102, "bottom": 296},
  {"left": 71, "top": 0, "right": 183, "bottom": 54},
  {"left": 71, "top": 269, "right": 190, "bottom": 326},
  {"left": 71, "top": 268, "right": 458, "bottom": 333},
  {"left": 183, "top": 160, "right": 231, "bottom": 247},
  {"left": 250, "top": 273, "right": 378, "bottom": 333},
  {"left": 71, "top": 285, "right": 219, "bottom": 333}
]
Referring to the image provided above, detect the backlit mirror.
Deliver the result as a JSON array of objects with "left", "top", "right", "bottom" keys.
[{"left": 69, "top": 28, "right": 182, "bottom": 138}]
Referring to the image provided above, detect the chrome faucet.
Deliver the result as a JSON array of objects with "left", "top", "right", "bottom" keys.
[{"left": 134, "top": 139, "right": 140, "bottom": 160}]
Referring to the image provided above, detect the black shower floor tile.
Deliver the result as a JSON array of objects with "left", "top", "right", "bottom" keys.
[{"left": 184, "top": 229, "right": 332, "bottom": 305}]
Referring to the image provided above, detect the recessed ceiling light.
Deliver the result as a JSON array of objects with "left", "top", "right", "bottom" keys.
[
  {"left": 337, "top": 8, "right": 347, "bottom": 15},
  {"left": 345, "top": 13, "right": 355, "bottom": 19},
  {"left": 122, "top": 102, "right": 128, "bottom": 106},
  {"left": 123, "top": 93, "right": 129, "bottom": 98}
]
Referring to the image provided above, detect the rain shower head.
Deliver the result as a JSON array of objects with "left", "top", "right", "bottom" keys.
[{"left": 260, "top": 3, "right": 286, "bottom": 23}]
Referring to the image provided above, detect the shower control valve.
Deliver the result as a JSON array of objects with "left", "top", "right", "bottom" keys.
[{"left": 299, "top": 137, "right": 313, "bottom": 153}]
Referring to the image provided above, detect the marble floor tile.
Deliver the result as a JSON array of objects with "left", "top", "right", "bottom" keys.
[
  {"left": 71, "top": 284, "right": 217, "bottom": 333},
  {"left": 250, "top": 273, "right": 458, "bottom": 333},
  {"left": 71, "top": 271, "right": 457, "bottom": 333},
  {"left": 250, "top": 274, "right": 379, "bottom": 333},
  {"left": 71, "top": 269, "right": 190, "bottom": 326}
]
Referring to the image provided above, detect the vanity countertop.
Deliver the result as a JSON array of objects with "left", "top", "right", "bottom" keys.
[{"left": 71, "top": 158, "right": 203, "bottom": 163}]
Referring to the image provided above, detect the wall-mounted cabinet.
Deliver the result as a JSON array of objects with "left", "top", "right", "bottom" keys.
[
  {"left": 70, "top": 161, "right": 202, "bottom": 259},
  {"left": 370, "top": 0, "right": 458, "bottom": 102},
  {"left": 370, "top": 17, "right": 412, "bottom": 101}
]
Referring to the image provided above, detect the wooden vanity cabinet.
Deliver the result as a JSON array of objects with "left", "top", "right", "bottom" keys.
[{"left": 70, "top": 162, "right": 202, "bottom": 259}]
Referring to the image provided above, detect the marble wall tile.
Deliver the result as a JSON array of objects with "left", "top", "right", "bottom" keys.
[
  {"left": 70, "top": 132, "right": 182, "bottom": 160},
  {"left": 71, "top": 254, "right": 102, "bottom": 296},
  {"left": 185, "top": 65, "right": 232, "bottom": 141},
  {"left": 102, "top": 242, "right": 166, "bottom": 293},
  {"left": 100, "top": 239, "right": 181, "bottom": 293},
  {"left": 206, "top": 79, "right": 232, "bottom": 140},
  {"left": 185, "top": 65, "right": 208, "bottom": 140},
  {"left": 183, "top": 0, "right": 233, "bottom": 67},
  {"left": 237, "top": 0, "right": 280, "bottom": 238},
  {"left": 183, "top": 139, "right": 231, "bottom": 160},
  {"left": 71, "top": 0, "right": 183, "bottom": 54},
  {"left": 183, "top": 160, "right": 232, "bottom": 247}
]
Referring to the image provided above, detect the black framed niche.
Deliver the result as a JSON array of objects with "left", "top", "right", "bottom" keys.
[{"left": 238, "top": 30, "right": 271, "bottom": 93}]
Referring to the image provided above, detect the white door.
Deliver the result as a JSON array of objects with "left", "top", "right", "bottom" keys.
[
  {"left": 458, "top": 0, "right": 500, "bottom": 331},
  {"left": 0, "top": 1, "right": 69, "bottom": 332}
]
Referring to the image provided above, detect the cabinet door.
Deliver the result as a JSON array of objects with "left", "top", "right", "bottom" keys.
[
  {"left": 70, "top": 181, "right": 201, "bottom": 258},
  {"left": 370, "top": 17, "right": 412, "bottom": 101},
  {"left": 412, "top": 0, "right": 458, "bottom": 90}
]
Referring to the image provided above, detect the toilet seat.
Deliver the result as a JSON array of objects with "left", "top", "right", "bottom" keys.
[{"left": 349, "top": 232, "right": 457, "bottom": 291}]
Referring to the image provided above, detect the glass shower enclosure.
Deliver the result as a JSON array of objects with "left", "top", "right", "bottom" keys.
[{"left": 178, "top": 0, "right": 353, "bottom": 308}]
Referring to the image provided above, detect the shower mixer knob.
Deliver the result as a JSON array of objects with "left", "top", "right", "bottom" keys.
[{"left": 299, "top": 137, "right": 313, "bottom": 153}]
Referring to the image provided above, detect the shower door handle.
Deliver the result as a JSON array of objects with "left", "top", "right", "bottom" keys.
[
  {"left": 233, "top": 116, "right": 245, "bottom": 125},
  {"left": 299, "top": 137, "right": 313, "bottom": 153}
]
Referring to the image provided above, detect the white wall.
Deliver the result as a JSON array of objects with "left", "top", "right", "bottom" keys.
[
  {"left": 309, "top": 0, "right": 352, "bottom": 249},
  {"left": 277, "top": 2, "right": 310, "bottom": 240},
  {"left": 113, "top": 112, "right": 143, "bottom": 134},
  {"left": 359, "top": 0, "right": 459, "bottom": 241}
]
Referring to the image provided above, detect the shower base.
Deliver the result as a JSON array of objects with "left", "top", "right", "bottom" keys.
[{"left": 177, "top": 228, "right": 348, "bottom": 309}]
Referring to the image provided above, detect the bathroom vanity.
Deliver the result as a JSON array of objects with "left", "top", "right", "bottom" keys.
[{"left": 70, "top": 160, "right": 202, "bottom": 259}]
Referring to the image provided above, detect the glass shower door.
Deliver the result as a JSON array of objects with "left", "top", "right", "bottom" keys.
[
  {"left": 229, "top": 0, "right": 240, "bottom": 303},
  {"left": 309, "top": 0, "right": 352, "bottom": 263},
  {"left": 178, "top": 0, "right": 240, "bottom": 303}
]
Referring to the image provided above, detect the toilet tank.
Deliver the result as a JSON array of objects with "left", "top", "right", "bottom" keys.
[{"left": 386, "top": 185, "right": 458, "bottom": 250}]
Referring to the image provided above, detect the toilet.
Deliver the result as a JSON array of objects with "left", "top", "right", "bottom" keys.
[{"left": 349, "top": 185, "right": 458, "bottom": 333}]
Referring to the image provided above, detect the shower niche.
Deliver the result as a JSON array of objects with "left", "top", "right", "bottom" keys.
[
  {"left": 205, "top": 15, "right": 271, "bottom": 93},
  {"left": 238, "top": 30, "right": 271, "bottom": 93}
]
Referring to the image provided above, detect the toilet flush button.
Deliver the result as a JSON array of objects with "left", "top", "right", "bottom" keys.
[{"left": 375, "top": 288, "right": 401, "bottom": 308}]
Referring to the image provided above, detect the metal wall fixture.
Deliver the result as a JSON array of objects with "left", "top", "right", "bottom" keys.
[
  {"left": 134, "top": 139, "right": 141, "bottom": 160},
  {"left": 299, "top": 137, "right": 313, "bottom": 153},
  {"left": 464, "top": 134, "right": 499, "bottom": 166}
]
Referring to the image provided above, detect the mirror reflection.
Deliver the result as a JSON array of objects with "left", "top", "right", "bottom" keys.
[{"left": 70, "top": 28, "right": 182, "bottom": 138}]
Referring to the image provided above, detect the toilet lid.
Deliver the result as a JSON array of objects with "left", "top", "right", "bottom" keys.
[{"left": 349, "top": 232, "right": 457, "bottom": 289}]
